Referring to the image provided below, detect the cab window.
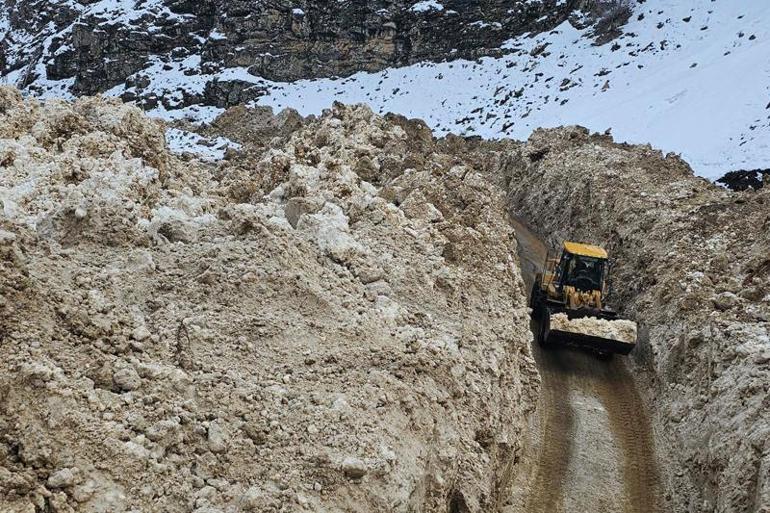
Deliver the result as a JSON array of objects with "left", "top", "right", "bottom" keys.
[{"left": 565, "top": 255, "right": 604, "bottom": 291}]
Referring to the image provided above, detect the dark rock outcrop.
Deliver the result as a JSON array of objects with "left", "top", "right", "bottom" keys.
[
  {"left": 716, "top": 169, "right": 769, "bottom": 191},
  {"left": 1, "top": 0, "right": 620, "bottom": 110}
]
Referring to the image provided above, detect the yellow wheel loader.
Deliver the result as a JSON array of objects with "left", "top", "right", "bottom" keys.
[{"left": 529, "top": 241, "right": 637, "bottom": 356}]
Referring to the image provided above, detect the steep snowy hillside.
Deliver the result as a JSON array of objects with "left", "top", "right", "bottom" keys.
[
  {"left": 258, "top": 0, "right": 770, "bottom": 178},
  {"left": 1, "top": 0, "right": 768, "bottom": 178},
  {"left": 0, "top": 0, "right": 580, "bottom": 97}
]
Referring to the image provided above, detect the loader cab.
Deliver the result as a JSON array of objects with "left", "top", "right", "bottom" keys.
[{"left": 553, "top": 242, "right": 609, "bottom": 294}]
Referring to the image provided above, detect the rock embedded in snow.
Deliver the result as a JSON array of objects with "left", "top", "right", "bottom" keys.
[
  {"left": 354, "top": 264, "right": 385, "bottom": 285},
  {"left": 47, "top": 468, "right": 79, "bottom": 489},
  {"left": 131, "top": 326, "right": 151, "bottom": 341},
  {"left": 207, "top": 421, "right": 228, "bottom": 454},
  {"left": 284, "top": 196, "right": 322, "bottom": 229},
  {"left": 113, "top": 366, "right": 141, "bottom": 392},
  {"left": 341, "top": 457, "right": 368, "bottom": 480},
  {"left": 712, "top": 291, "right": 740, "bottom": 311},
  {"left": 20, "top": 362, "right": 56, "bottom": 385}
]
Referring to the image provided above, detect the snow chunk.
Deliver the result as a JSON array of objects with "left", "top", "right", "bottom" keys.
[
  {"left": 297, "top": 203, "right": 363, "bottom": 262},
  {"left": 550, "top": 313, "right": 637, "bottom": 344},
  {"left": 209, "top": 28, "right": 227, "bottom": 41},
  {"left": 165, "top": 128, "right": 241, "bottom": 162},
  {"left": 410, "top": 1, "right": 444, "bottom": 13}
]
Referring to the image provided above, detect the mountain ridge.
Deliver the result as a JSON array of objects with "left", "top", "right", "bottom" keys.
[{"left": 1, "top": 0, "right": 769, "bottom": 179}]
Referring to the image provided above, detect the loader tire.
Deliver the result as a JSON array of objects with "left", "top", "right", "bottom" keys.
[
  {"left": 529, "top": 274, "right": 543, "bottom": 308},
  {"left": 596, "top": 351, "right": 613, "bottom": 361},
  {"left": 537, "top": 307, "right": 550, "bottom": 348}
]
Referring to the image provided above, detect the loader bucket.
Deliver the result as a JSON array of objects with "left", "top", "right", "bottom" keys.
[{"left": 540, "top": 308, "right": 637, "bottom": 355}]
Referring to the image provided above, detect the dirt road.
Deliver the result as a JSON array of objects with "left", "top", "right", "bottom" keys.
[{"left": 507, "top": 217, "right": 661, "bottom": 513}]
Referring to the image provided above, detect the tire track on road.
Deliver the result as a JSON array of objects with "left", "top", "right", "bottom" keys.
[
  {"left": 595, "top": 360, "right": 662, "bottom": 513},
  {"left": 525, "top": 346, "right": 575, "bottom": 513}
]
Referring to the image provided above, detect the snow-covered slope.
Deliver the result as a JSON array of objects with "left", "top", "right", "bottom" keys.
[
  {"left": 2, "top": 1, "right": 768, "bottom": 178},
  {"left": 258, "top": 0, "right": 770, "bottom": 179}
]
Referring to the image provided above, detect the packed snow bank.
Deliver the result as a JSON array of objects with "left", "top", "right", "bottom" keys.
[
  {"left": 0, "top": 89, "right": 539, "bottom": 513},
  {"left": 0, "top": 88, "right": 168, "bottom": 234},
  {"left": 550, "top": 313, "right": 637, "bottom": 345},
  {"left": 501, "top": 125, "right": 770, "bottom": 513}
]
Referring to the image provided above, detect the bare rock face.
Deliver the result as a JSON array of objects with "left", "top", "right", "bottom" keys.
[
  {"left": 716, "top": 169, "right": 769, "bottom": 191},
  {"left": 0, "top": 89, "right": 539, "bottom": 512},
  {"left": 0, "top": 0, "right": 619, "bottom": 110},
  {"left": 500, "top": 126, "right": 770, "bottom": 513}
]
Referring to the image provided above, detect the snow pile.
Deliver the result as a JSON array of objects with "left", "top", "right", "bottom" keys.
[
  {"left": 0, "top": 87, "right": 169, "bottom": 240},
  {"left": 409, "top": 1, "right": 444, "bottom": 13},
  {"left": 0, "top": 93, "right": 539, "bottom": 513},
  {"left": 165, "top": 128, "right": 241, "bottom": 162},
  {"left": 82, "top": 0, "right": 192, "bottom": 26},
  {"left": 550, "top": 313, "right": 637, "bottom": 344}
]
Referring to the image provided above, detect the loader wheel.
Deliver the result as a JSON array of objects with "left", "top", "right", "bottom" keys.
[
  {"left": 537, "top": 319, "right": 548, "bottom": 347},
  {"left": 537, "top": 308, "right": 550, "bottom": 348},
  {"left": 529, "top": 275, "right": 542, "bottom": 308}
]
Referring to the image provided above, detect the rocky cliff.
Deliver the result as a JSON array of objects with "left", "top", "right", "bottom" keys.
[{"left": 0, "top": 0, "right": 616, "bottom": 109}]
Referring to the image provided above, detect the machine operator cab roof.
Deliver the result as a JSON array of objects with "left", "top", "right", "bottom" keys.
[{"left": 563, "top": 241, "right": 608, "bottom": 260}]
